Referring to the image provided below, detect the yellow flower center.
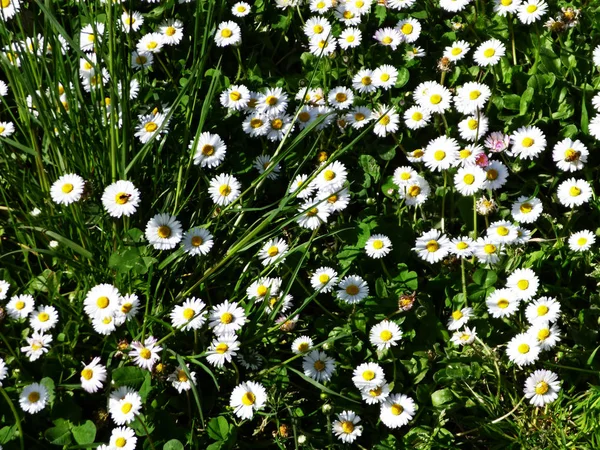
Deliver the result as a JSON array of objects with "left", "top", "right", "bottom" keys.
[
  {"left": 483, "top": 48, "right": 496, "bottom": 58},
  {"left": 242, "top": 391, "right": 256, "bottom": 405},
  {"left": 200, "top": 144, "right": 215, "bottom": 156},
  {"left": 314, "top": 360, "right": 326, "bottom": 371},
  {"left": 265, "top": 95, "right": 278, "bottom": 106},
  {"left": 522, "top": 137, "right": 534, "bottom": 147},
  {"left": 298, "top": 342, "right": 309, "bottom": 352},
  {"left": 267, "top": 245, "right": 279, "bottom": 257},
  {"left": 343, "top": 10, "right": 354, "bottom": 18},
  {"left": 271, "top": 118, "right": 283, "bottom": 130},
  {"left": 121, "top": 403, "right": 132, "bottom": 414},
  {"left": 250, "top": 118, "right": 263, "bottom": 129},
  {"left": 16, "top": 301, "right": 25, "bottom": 310},
  {"left": 191, "top": 235, "right": 203, "bottom": 247},
  {"left": 145, "top": 122, "right": 158, "bottom": 132},
  {"left": 257, "top": 285, "right": 268, "bottom": 297},
  {"left": 96, "top": 296, "right": 109, "bottom": 309},
  {"left": 451, "top": 47, "right": 462, "bottom": 56},
  {"left": 430, "top": 94, "right": 442, "bottom": 104},
  {"left": 314, "top": 25, "right": 324, "bottom": 34},
  {"left": 81, "top": 368, "right": 93, "bottom": 380},
  {"left": 486, "top": 169, "right": 499, "bottom": 180},
  {"left": 299, "top": 112, "right": 311, "bottom": 122},
  {"left": 372, "top": 240, "right": 384, "bottom": 250},
  {"left": 497, "top": 299, "right": 509, "bottom": 309},
  {"left": 183, "top": 308, "right": 195, "bottom": 320},
  {"left": 139, "top": 348, "right": 152, "bottom": 359},
  {"left": 517, "top": 343, "right": 530, "bottom": 354},
  {"left": 323, "top": 170, "right": 336, "bottom": 181},
  {"left": 569, "top": 186, "right": 581, "bottom": 197},
  {"left": 220, "top": 312, "right": 233, "bottom": 324},
  {"left": 369, "top": 386, "right": 382, "bottom": 397},
  {"left": 452, "top": 310, "right": 463, "bottom": 320},
  {"left": 379, "top": 73, "right": 390, "bottom": 82},
  {"left": 434, "top": 150, "right": 446, "bottom": 161},
  {"left": 469, "top": 90, "right": 481, "bottom": 100},
  {"left": 391, "top": 404, "right": 403, "bottom": 415},
  {"left": 115, "top": 437, "right": 126, "bottom": 448},
  {"left": 237, "top": 5, "right": 247, "bottom": 11},
  {"left": 399, "top": 23, "right": 413, "bottom": 36},
  {"left": 177, "top": 370, "right": 188, "bottom": 382},
  {"left": 115, "top": 192, "right": 131, "bottom": 205},
  {"left": 135, "top": 55, "right": 148, "bottom": 65},
  {"left": 345, "top": 285, "right": 359, "bottom": 296},
  {"left": 362, "top": 370, "right": 375, "bottom": 381},
  {"left": 517, "top": 280, "right": 529, "bottom": 290},
  {"left": 497, "top": 226, "right": 509, "bottom": 236},
  {"left": 456, "top": 242, "right": 468, "bottom": 250},
  {"left": 38, "top": 312, "right": 50, "bottom": 322},
  {"left": 501, "top": 0, "right": 512, "bottom": 5},
  {"left": 166, "top": 26, "right": 176, "bottom": 36},
  {"left": 121, "top": 303, "right": 132, "bottom": 314},
  {"left": 537, "top": 328, "right": 550, "bottom": 340},
  {"left": 526, "top": 4, "right": 537, "bottom": 13},
  {"left": 341, "top": 421, "right": 355, "bottom": 433},
  {"left": 219, "top": 184, "right": 232, "bottom": 196},
  {"left": 467, "top": 119, "right": 479, "bottom": 130},
  {"left": 62, "top": 183, "right": 74, "bottom": 193},
  {"left": 102, "top": 316, "right": 112, "bottom": 324},
  {"left": 335, "top": 93, "right": 347, "bottom": 103},
  {"left": 408, "top": 185, "right": 421, "bottom": 197},
  {"left": 361, "top": 76, "right": 372, "bottom": 86},
  {"left": 412, "top": 149, "right": 424, "bottom": 158},
  {"left": 577, "top": 237, "right": 588, "bottom": 246},
  {"left": 157, "top": 225, "right": 171, "bottom": 239},
  {"left": 28, "top": 392, "right": 40, "bottom": 403},
  {"left": 520, "top": 203, "right": 533, "bottom": 213},
  {"left": 412, "top": 112, "right": 423, "bottom": 121},
  {"left": 215, "top": 343, "right": 229, "bottom": 354},
  {"left": 1, "top": 0, "right": 11, "bottom": 7},
  {"left": 382, "top": 36, "right": 393, "bottom": 44},
  {"left": 484, "top": 244, "right": 496, "bottom": 254},
  {"left": 31, "top": 342, "right": 42, "bottom": 350},
  {"left": 318, "top": 274, "right": 330, "bottom": 284},
  {"left": 537, "top": 305, "right": 549, "bottom": 316},
  {"left": 464, "top": 174, "right": 475, "bottom": 185},
  {"left": 426, "top": 240, "right": 439, "bottom": 252},
  {"left": 317, "top": 1, "right": 325, "bottom": 7},
  {"left": 380, "top": 330, "right": 393, "bottom": 341},
  {"left": 535, "top": 381, "right": 548, "bottom": 395},
  {"left": 564, "top": 148, "right": 578, "bottom": 160},
  {"left": 221, "top": 29, "right": 232, "bottom": 38}
]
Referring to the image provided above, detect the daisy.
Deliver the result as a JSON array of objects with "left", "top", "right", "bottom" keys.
[
  {"left": 232, "top": 1, "right": 251, "bottom": 16},
  {"left": 552, "top": 138, "right": 588, "bottom": 172},
  {"left": 208, "top": 174, "right": 241, "bottom": 206},
  {"left": 482, "top": 160, "right": 509, "bottom": 190},
  {"left": 415, "top": 82, "right": 452, "bottom": 114},
  {"left": 449, "top": 236, "right": 475, "bottom": 258},
  {"left": 399, "top": 176, "right": 431, "bottom": 206},
  {"left": 486, "top": 288, "right": 520, "bottom": 318},
  {"left": 109, "top": 389, "right": 142, "bottom": 425},
  {"left": 121, "top": 11, "right": 144, "bottom": 32},
  {"left": 159, "top": 19, "right": 184, "bottom": 45},
  {"left": 365, "top": 234, "right": 392, "bottom": 258},
  {"left": 135, "top": 112, "right": 167, "bottom": 143},
  {"left": 265, "top": 293, "right": 293, "bottom": 314},
  {"left": 404, "top": 106, "right": 431, "bottom": 130},
  {"left": 451, "top": 327, "right": 477, "bottom": 346},
  {"left": 309, "top": 36, "right": 337, "bottom": 56},
  {"left": 525, "top": 297, "right": 560, "bottom": 325},
  {"left": 109, "top": 427, "right": 137, "bottom": 450},
  {"left": 444, "top": 40, "right": 470, "bottom": 62},
  {"left": 136, "top": 32, "right": 164, "bottom": 54},
  {"left": 458, "top": 115, "right": 489, "bottom": 141},
  {"left": 0, "top": 121, "right": 15, "bottom": 137},
  {"left": 256, "top": 87, "right": 289, "bottom": 116},
  {"left": 396, "top": 18, "right": 421, "bottom": 42},
  {"left": 372, "top": 104, "right": 400, "bottom": 137},
  {"left": 493, "top": 0, "right": 521, "bottom": 16},
  {"left": 220, "top": 84, "right": 250, "bottom": 110},
  {"left": 130, "top": 336, "right": 162, "bottom": 371},
  {"left": 230, "top": 381, "right": 267, "bottom": 420},
  {"left": 506, "top": 333, "right": 540, "bottom": 367},
  {"left": 303, "top": 16, "right": 331, "bottom": 39},
  {"left": 413, "top": 229, "right": 451, "bottom": 263},
  {"left": 258, "top": 238, "right": 289, "bottom": 266},
  {"left": 338, "top": 27, "right": 362, "bottom": 50},
  {"left": 191, "top": 132, "right": 227, "bottom": 169},
  {"left": 310, "top": 0, "right": 332, "bottom": 13},
  {"left": 473, "top": 238, "right": 504, "bottom": 264},
  {"left": 215, "top": 21, "right": 241, "bottom": 47},
  {"left": 266, "top": 114, "right": 294, "bottom": 141},
  {"left": 511, "top": 126, "right": 546, "bottom": 159},
  {"left": 247, "top": 277, "right": 281, "bottom": 301},
  {"left": 511, "top": 196, "right": 543, "bottom": 223},
  {"left": 145, "top": 213, "right": 183, "bottom": 250},
  {"left": 440, "top": 0, "right": 471, "bottom": 12},
  {"left": 447, "top": 307, "right": 473, "bottom": 331},
  {"left": 524, "top": 370, "right": 560, "bottom": 407},
  {"left": 131, "top": 51, "right": 153, "bottom": 69},
  {"left": 80, "top": 357, "right": 107, "bottom": 394},
  {"left": 327, "top": 86, "right": 353, "bottom": 110},
  {"left": 101, "top": 180, "right": 140, "bottom": 218},
  {"left": 380, "top": 394, "right": 415, "bottom": 429},
  {"left": 21, "top": 331, "right": 52, "bottom": 361},
  {"left": 352, "top": 362, "right": 385, "bottom": 389},
  {"left": 80, "top": 23, "right": 104, "bottom": 52},
  {"left": 388, "top": 0, "right": 416, "bottom": 9},
  {"left": 0, "top": 279, "right": 9, "bottom": 300},
  {"left": 486, "top": 220, "right": 519, "bottom": 245},
  {"left": 361, "top": 382, "right": 391, "bottom": 404},
  {"left": 302, "top": 350, "right": 336, "bottom": 382},
  {"left": 50, "top": 173, "right": 85, "bottom": 205},
  {"left": 393, "top": 166, "right": 418, "bottom": 187},
  {"left": 0, "top": 0, "right": 20, "bottom": 20},
  {"left": 20, "top": 383, "right": 48, "bottom": 414},
  {"left": 297, "top": 200, "right": 331, "bottom": 230},
  {"left": 168, "top": 364, "right": 197, "bottom": 393},
  {"left": 528, "top": 322, "right": 562, "bottom": 350},
  {"left": 369, "top": 320, "right": 402, "bottom": 351},
  {"left": 557, "top": 178, "right": 593, "bottom": 207},
  {"left": 315, "top": 161, "right": 347, "bottom": 193},
  {"left": 332, "top": 411, "right": 363, "bottom": 444},
  {"left": 92, "top": 314, "right": 117, "bottom": 336},
  {"left": 352, "top": 69, "right": 376, "bottom": 94},
  {"left": 170, "top": 297, "right": 207, "bottom": 331},
  {"left": 373, "top": 27, "right": 403, "bottom": 50},
  {"left": 206, "top": 333, "right": 240, "bottom": 368},
  {"left": 455, "top": 82, "right": 491, "bottom": 115},
  {"left": 474, "top": 39, "right": 506, "bottom": 67},
  {"left": 296, "top": 106, "right": 318, "bottom": 130},
  {"left": 291, "top": 336, "right": 314, "bottom": 354},
  {"left": 182, "top": 228, "right": 214, "bottom": 256},
  {"left": 83, "top": 283, "right": 120, "bottom": 320},
  {"left": 318, "top": 187, "right": 350, "bottom": 212},
  {"left": 423, "top": 136, "right": 460, "bottom": 172},
  {"left": 310, "top": 267, "right": 338, "bottom": 293},
  {"left": 29, "top": 305, "right": 58, "bottom": 333},
  {"left": 518, "top": 0, "right": 547, "bottom": 24},
  {"left": 0, "top": 358, "right": 7, "bottom": 386},
  {"left": 337, "top": 275, "right": 369, "bottom": 304},
  {"left": 454, "top": 166, "right": 486, "bottom": 196},
  {"left": 7, "top": 294, "right": 35, "bottom": 320},
  {"left": 568, "top": 230, "right": 596, "bottom": 252},
  {"left": 209, "top": 300, "right": 247, "bottom": 335}
]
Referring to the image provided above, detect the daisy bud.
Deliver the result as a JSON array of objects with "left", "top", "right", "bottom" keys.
[
  {"left": 298, "top": 435, "right": 307, "bottom": 444},
  {"left": 322, "top": 403, "right": 333, "bottom": 414}
]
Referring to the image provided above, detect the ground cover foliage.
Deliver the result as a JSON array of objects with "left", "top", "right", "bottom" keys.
[{"left": 2, "top": 0, "right": 600, "bottom": 448}]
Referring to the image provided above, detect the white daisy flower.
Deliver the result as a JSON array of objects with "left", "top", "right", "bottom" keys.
[
  {"left": 396, "top": 18, "right": 421, "bottom": 42},
  {"left": 182, "top": 228, "right": 214, "bottom": 256},
  {"left": 338, "top": 27, "right": 362, "bottom": 50},
  {"left": 451, "top": 326, "right": 477, "bottom": 346},
  {"left": 310, "top": 0, "right": 332, "bottom": 13},
  {"left": 0, "top": 121, "right": 15, "bottom": 137},
  {"left": 109, "top": 427, "right": 137, "bottom": 450},
  {"left": 369, "top": 320, "right": 402, "bottom": 351},
  {"left": 310, "top": 267, "right": 338, "bottom": 293},
  {"left": 473, "top": 39, "right": 506, "bottom": 66},
  {"left": 232, "top": 1, "right": 251, "bottom": 16},
  {"left": 404, "top": 106, "right": 431, "bottom": 130},
  {"left": 134, "top": 112, "right": 167, "bottom": 144},
  {"left": 109, "top": 388, "right": 142, "bottom": 425},
  {"left": 215, "top": 21, "right": 242, "bottom": 47},
  {"left": 392, "top": 166, "right": 418, "bottom": 187},
  {"left": 332, "top": 411, "right": 363, "bottom": 444},
  {"left": 168, "top": 364, "right": 197, "bottom": 393},
  {"left": 486, "top": 220, "right": 519, "bottom": 245},
  {"left": 414, "top": 82, "right": 452, "bottom": 114},
  {"left": 83, "top": 283, "right": 120, "bottom": 320},
  {"left": 380, "top": 394, "right": 415, "bottom": 429},
  {"left": 256, "top": 87, "right": 289, "bottom": 116},
  {"left": 291, "top": 336, "right": 314, "bottom": 354},
  {"left": 145, "top": 213, "right": 183, "bottom": 250},
  {"left": 449, "top": 236, "right": 475, "bottom": 258},
  {"left": 315, "top": 161, "right": 347, "bottom": 193},
  {"left": 552, "top": 138, "right": 588, "bottom": 172},
  {"left": 360, "top": 382, "right": 391, "bottom": 404},
  {"left": 447, "top": 307, "right": 473, "bottom": 331},
  {"left": 557, "top": 178, "right": 593, "bottom": 208},
  {"left": 388, "top": 0, "right": 416, "bottom": 9},
  {"left": 0, "top": 280, "right": 10, "bottom": 300},
  {"left": 230, "top": 381, "right": 267, "bottom": 420},
  {"left": 258, "top": 238, "right": 289, "bottom": 266},
  {"left": 266, "top": 114, "right": 294, "bottom": 141},
  {"left": 296, "top": 200, "right": 331, "bottom": 230},
  {"left": 352, "top": 362, "right": 385, "bottom": 389},
  {"left": 511, "top": 126, "right": 546, "bottom": 159},
  {"left": 247, "top": 277, "right": 281, "bottom": 301},
  {"left": 303, "top": 16, "right": 332, "bottom": 39},
  {"left": 136, "top": 32, "right": 164, "bottom": 54},
  {"left": 473, "top": 238, "right": 504, "bottom": 264},
  {"left": 365, "top": 234, "right": 392, "bottom": 259},
  {"left": 131, "top": 51, "right": 153, "bottom": 69},
  {"left": 101, "top": 180, "right": 140, "bottom": 218},
  {"left": 399, "top": 175, "right": 431, "bottom": 206},
  {"left": 423, "top": 136, "right": 460, "bottom": 172},
  {"left": 511, "top": 196, "right": 543, "bottom": 223},
  {"left": 439, "top": 0, "right": 471, "bottom": 12},
  {"left": 327, "top": 86, "right": 354, "bottom": 110},
  {"left": 524, "top": 370, "right": 560, "bottom": 407},
  {"left": 373, "top": 27, "right": 403, "bottom": 50},
  {"left": 443, "top": 40, "right": 471, "bottom": 62},
  {"left": 20, "top": 383, "right": 48, "bottom": 414},
  {"left": 80, "top": 357, "right": 107, "bottom": 394},
  {"left": 115, "top": 293, "right": 140, "bottom": 325},
  {"left": 170, "top": 297, "right": 207, "bottom": 331},
  {"left": 206, "top": 333, "right": 240, "bottom": 368},
  {"left": 0, "top": 0, "right": 20, "bottom": 20},
  {"left": 29, "top": 305, "right": 58, "bottom": 333},
  {"left": 482, "top": 160, "right": 509, "bottom": 190},
  {"left": 302, "top": 350, "right": 336, "bottom": 382},
  {"left": 568, "top": 230, "right": 596, "bottom": 252},
  {"left": 525, "top": 296, "right": 560, "bottom": 325},
  {"left": 453, "top": 166, "right": 486, "bottom": 196},
  {"left": 458, "top": 114, "right": 489, "bottom": 142},
  {"left": 296, "top": 106, "right": 318, "bottom": 130},
  {"left": 191, "top": 132, "right": 227, "bottom": 168},
  {"left": 20, "top": 331, "right": 52, "bottom": 361},
  {"left": 209, "top": 300, "right": 247, "bottom": 335},
  {"left": 413, "top": 229, "right": 451, "bottom": 263},
  {"left": 528, "top": 322, "right": 562, "bottom": 350},
  {"left": 121, "top": 11, "right": 144, "bottom": 32},
  {"left": 372, "top": 104, "right": 400, "bottom": 137},
  {"left": 506, "top": 333, "right": 540, "bottom": 367},
  {"left": 159, "top": 19, "right": 184, "bottom": 45},
  {"left": 337, "top": 275, "right": 369, "bottom": 304},
  {"left": 7, "top": 294, "right": 35, "bottom": 320},
  {"left": 80, "top": 23, "right": 104, "bottom": 52},
  {"left": 130, "top": 336, "right": 162, "bottom": 371},
  {"left": 254, "top": 155, "right": 281, "bottom": 180},
  {"left": 352, "top": 69, "right": 376, "bottom": 94},
  {"left": 309, "top": 35, "right": 337, "bottom": 56},
  {"left": 318, "top": 187, "right": 350, "bottom": 213},
  {"left": 220, "top": 84, "right": 250, "bottom": 110},
  {"left": 517, "top": 0, "right": 547, "bottom": 24},
  {"left": 242, "top": 113, "right": 269, "bottom": 137},
  {"left": 454, "top": 82, "right": 492, "bottom": 114},
  {"left": 208, "top": 173, "right": 241, "bottom": 206},
  {"left": 493, "top": 0, "right": 521, "bottom": 16},
  {"left": 486, "top": 288, "right": 521, "bottom": 318},
  {"left": 50, "top": 173, "right": 85, "bottom": 206}
]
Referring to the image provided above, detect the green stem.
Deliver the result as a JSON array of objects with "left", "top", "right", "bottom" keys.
[
  {"left": 0, "top": 387, "right": 25, "bottom": 450},
  {"left": 441, "top": 171, "right": 447, "bottom": 233},
  {"left": 461, "top": 258, "right": 468, "bottom": 306}
]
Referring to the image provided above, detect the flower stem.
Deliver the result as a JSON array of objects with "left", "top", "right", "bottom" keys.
[{"left": 0, "top": 387, "right": 24, "bottom": 450}]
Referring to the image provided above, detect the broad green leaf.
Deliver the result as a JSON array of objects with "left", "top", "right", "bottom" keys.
[{"left": 72, "top": 421, "right": 96, "bottom": 445}]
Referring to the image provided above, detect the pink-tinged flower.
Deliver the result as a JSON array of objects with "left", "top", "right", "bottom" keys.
[
  {"left": 484, "top": 131, "right": 510, "bottom": 153},
  {"left": 475, "top": 153, "right": 489, "bottom": 168}
]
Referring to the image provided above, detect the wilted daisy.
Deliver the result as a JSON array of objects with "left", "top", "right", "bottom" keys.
[
  {"left": 208, "top": 173, "right": 242, "bottom": 206},
  {"left": 192, "top": 132, "right": 227, "bottom": 168},
  {"left": 423, "top": 136, "right": 460, "bottom": 172},
  {"left": 511, "top": 196, "right": 543, "bottom": 223},
  {"left": 109, "top": 388, "right": 142, "bottom": 425},
  {"left": 447, "top": 307, "right": 473, "bottom": 331},
  {"left": 215, "top": 21, "right": 242, "bottom": 47},
  {"left": 145, "top": 213, "right": 183, "bottom": 250},
  {"left": 518, "top": 0, "right": 547, "bottom": 24},
  {"left": 413, "top": 230, "right": 451, "bottom": 263},
  {"left": 170, "top": 297, "right": 207, "bottom": 331},
  {"left": 373, "top": 27, "right": 403, "bottom": 50},
  {"left": 50, "top": 173, "right": 85, "bottom": 205},
  {"left": 332, "top": 411, "right": 363, "bottom": 444},
  {"left": 524, "top": 370, "right": 560, "bottom": 407},
  {"left": 380, "top": 394, "right": 415, "bottom": 429},
  {"left": 352, "top": 362, "right": 385, "bottom": 389},
  {"left": 454, "top": 166, "right": 486, "bottom": 196},
  {"left": 109, "top": 427, "right": 137, "bottom": 450},
  {"left": 365, "top": 234, "right": 392, "bottom": 259},
  {"left": 474, "top": 39, "right": 506, "bottom": 66},
  {"left": 506, "top": 333, "right": 540, "bottom": 367},
  {"left": 7, "top": 294, "right": 35, "bottom": 319},
  {"left": 487, "top": 220, "right": 519, "bottom": 245},
  {"left": 21, "top": 331, "right": 52, "bottom": 361},
  {"left": 310, "top": 267, "right": 338, "bottom": 293},
  {"left": 372, "top": 104, "right": 400, "bottom": 137},
  {"left": 529, "top": 322, "right": 562, "bottom": 350},
  {"left": 209, "top": 300, "right": 247, "bottom": 335},
  {"left": 511, "top": 126, "right": 547, "bottom": 159},
  {"left": 525, "top": 297, "right": 560, "bottom": 325},
  {"left": 230, "top": 381, "right": 267, "bottom": 420},
  {"left": 206, "top": 333, "right": 240, "bottom": 368},
  {"left": 557, "top": 178, "right": 592, "bottom": 208},
  {"left": 80, "top": 357, "right": 106, "bottom": 394},
  {"left": 552, "top": 138, "right": 588, "bottom": 172},
  {"left": 486, "top": 288, "right": 521, "bottom": 318},
  {"left": 181, "top": 228, "right": 214, "bottom": 256},
  {"left": 302, "top": 350, "right": 336, "bottom": 382},
  {"left": 568, "top": 230, "right": 595, "bottom": 252},
  {"left": 451, "top": 327, "right": 477, "bottom": 346},
  {"left": 20, "top": 383, "right": 48, "bottom": 414},
  {"left": 29, "top": 305, "right": 58, "bottom": 333},
  {"left": 337, "top": 275, "right": 369, "bottom": 304},
  {"left": 102, "top": 180, "right": 140, "bottom": 218},
  {"left": 449, "top": 236, "right": 475, "bottom": 258},
  {"left": 168, "top": 364, "right": 197, "bottom": 393},
  {"left": 444, "top": 40, "right": 470, "bottom": 62},
  {"left": 130, "top": 336, "right": 162, "bottom": 371}
]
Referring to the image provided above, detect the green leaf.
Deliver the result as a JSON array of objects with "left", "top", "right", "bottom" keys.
[
  {"left": 431, "top": 388, "right": 455, "bottom": 407},
  {"left": 520, "top": 87, "right": 534, "bottom": 116},
  {"left": 207, "top": 416, "right": 230, "bottom": 441},
  {"left": 41, "top": 377, "right": 56, "bottom": 405},
  {"left": 163, "top": 439, "right": 185, "bottom": 450},
  {"left": 45, "top": 419, "right": 72, "bottom": 446},
  {"left": 395, "top": 67, "right": 410, "bottom": 89},
  {"left": 0, "top": 425, "right": 17, "bottom": 444},
  {"left": 72, "top": 421, "right": 96, "bottom": 445},
  {"left": 359, "top": 154, "right": 380, "bottom": 181},
  {"left": 112, "top": 366, "right": 146, "bottom": 389},
  {"left": 472, "top": 269, "right": 497, "bottom": 288}
]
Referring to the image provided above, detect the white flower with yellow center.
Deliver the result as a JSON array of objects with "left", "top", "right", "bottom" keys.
[
  {"left": 109, "top": 389, "right": 142, "bottom": 425},
  {"left": 182, "top": 227, "right": 214, "bottom": 256},
  {"left": 0, "top": 279, "right": 9, "bottom": 300},
  {"left": 80, "top": 357, "right": 107, "bottom": 394},
  {"left": 404, "top": 106, "right": 431, "bottom": 130},
  {"left": 447, "top": 307, "right": 473, "bottom": 331},
  {"left": 486, "top": 220, "right": 519, "bottom": 245},
  {"left": 517, "top": 0, "right": 547, "bottom": 24},
  {"left": 458, "top": 114, "right": 489, "bottom": 141},
  {"left": 396, "top": 18, "right": 421, "bottom": 43},
  {"left": 506, "top": 333, "right": 540, "bottom": 367},
  {"left": 20, "top": 331, "right": 52, "bottom": 361},
  {"left": 510, "top": 126, "right": 546, "bottom": 159},
  {"left": 0, "top": 0, "right": 20, "bottom": 20},
  {"left": 455, "top": 82, "right": 491, "bottom": 114},
  {"left": 191, "top": 132, "right": 227, "bottom": 168},
  {"left": 439, "top": 0, "right": 472, "bottom": 12},
  {"left": 380, "top": 394, "right": 415, "bottom": 429},
  {"left": 7, "top": 294, "right": 35, "bottom": 320},
  {"left": 120, "top": 10, "right": 144, "bottom": 32},
  {"left": 131, "top": 50, "right": 153, "bottom": 69},
  {"left": 557, "top": 178, "right": 592, "bottom": 208},
  {"left": 328, "top": 86, "right": 354, "bottom": 110},
  {"left": 220, "top": 84, "right": 250, "bottom": 110},
  {"left": 289, "top": 174, "right": 316, "bottom": 200},
  {"left": 360, "top": 382, "right": 391, "bottom": 404},
  {"left": 524, "top": 370, "right": 560, "bottom": 407},
  {"left": 388, "top": 0, "right": 416, "bottom": 9},
  {"left": 254, "top": 154, "right": 281, "bottom": 180},
  {"left": 309, "top": 35, "right": 337, "bottom": 56},
  {"left": 352, "top": 69, "right": 376, "bottom": 94},
  {"left": 215, "top": 21, "right": 242, "bottom": 47},
  {"left": 92, "top": 313, "right": 117, "bottom": 336},
  {"left": 170, "top": 297, "right": 207, "bottom": 331},
  {"left": 414, "top": 229, "right": 450, "bottom": 263},
  {"left": 302, "top": 349, "right": 336, "bottom": 382},
  {"left": 206, "top": 333, "right": 240, "bottom": 368},
  {"left": 332, "top": 410, "right": 363, "bottom": 444},
  {"left": 209, "top": 300, "right": 247, "bottom": 335},
  {"left": 136, "top": 32, "right": 164, "bottom": 54},
  {"left": 525, "top": 296, "right": 560, "bottom": 325},
  {"left": 454, "top": 166, "right": 486, "bottom": 196},
  {"left": 365, "top": 234, "right": 392, "bottom": 259},
  {"left": 80, "top": 23, "right": 104, "bottom": 52},
  {"left": 29, "top": 305, "right": 58, "bottom": 333},
  {"left": 372, "top": 104, "right": 400, "bottom": 137},
  {"left": 369, "top": 320, "right": 402, "bottom": 351},
  {"left": 232, "top": 1, "right": 251, "bottom": 16},
  {"left": 102, "top": 180, "right": 140, "bottom": 218},
  {"left": 473, "top": 237, "right": 504, "bottom": 264},
  {"left": 19, "top": 383, "right": 48, "bottom": 414},
  {"left": 449, "top": 236, "right": 475, "bottom": 258},
  {"left": 0, "top": 120, "right": 15, "bottom": 137},
  {"left": 247, "top": 277, "right": 281, "bottom": 301},
  {"left": 114, "top": 293, "right": 141, "bottom": 325},
  {"left": 493, "top": 0, "right": 521, "bottom": 16},
  {"left": 130, "top": 336, "right": 162, "bottom": 371},
  {"left": 309, "top": 0, "right": 332, "bottom": 13},
  {"left": 315, "top": 160, "right": 347, "bottom": 193},
  {"left": 352, "top": 362, "right": 385, "bottom": 389},
  {"left": 159, "top": 19, "right": 184, "bottom": 45},
  {"left": 443, "top": 40, "right": 470, "bottom": 62},
  {"left": 109, "top": 427, "right": 137, "bottom": 450},
  {"left": 392, "top": 166, "right": 418, "bottom": 188},
  {"left": 528, "top": 322, "right": 561, "bottom": 350},
  {"left": 552, "top": 138, "right": 588, "bottom": 172},
  {"left": 506, "top": 268, "right": 539, "bottom": 301},
  {"left": 303, "top": 16, "right": 331, "bottom": 39},
  {"left": 511, "top": 196, "right": 543, "bottom": 223},
  {"left": 291, "top": 336, "right": 314, "bottom": 354},
  {"left": 473, "top": 39, "right": 505, "bottom": 67},
  {"left": 50, "top": 173, "right": 85, "bottom": 205},
  {"left": 486, "top": 288, "right": 520, "bottom": 318},
  {"left": 310, "top": 267, "right": 338, "bottom": 293},
  {"left": 414, "top": 81, "right": 452, "bottom": 114},
  {"left": 145, "top": 213, "right": 183, "bottom": 250},
  {"left": 230, "top": 381, "right": 267, "bottom": 420},
  {"left": 168, "top": 364, "right": 197, "bottom": 393},
  {"left": 134, "top": 111, "right": 167, "bottom": 144},
  {"left": 423, "top": 136, "right": 460, "bottom": 172},
  {"left": 568, "top": 230, "right": 595, "bottom": 252},
  {"left": 208, "top": 173, "right": 241, "bottom": 206},
  {"left": 338, "top": 27, "right": 362, "bottom": 50},
  {"left": 256, "top": 86, "right": 289, "bottom": 116},
  {"left": 258, "top": 238, "right": 289, "bottom": 266},
  {"left": 451, "top": 326, "right": 477, "bottom": 346},
  {"left": 399, "top": 175, "right": 431, "bottom": 207},
  {"left": 83, "top": 284, "right": 120, "bottom": 320},
  {"left": 337, "top": 275, "right": 369, "bottom": 304},
  {"left": 482, "top": 160, "right": 509, "bottom": 190},
  {"left": 373, "top": 27, "right": 403, "bottom": 50}
]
